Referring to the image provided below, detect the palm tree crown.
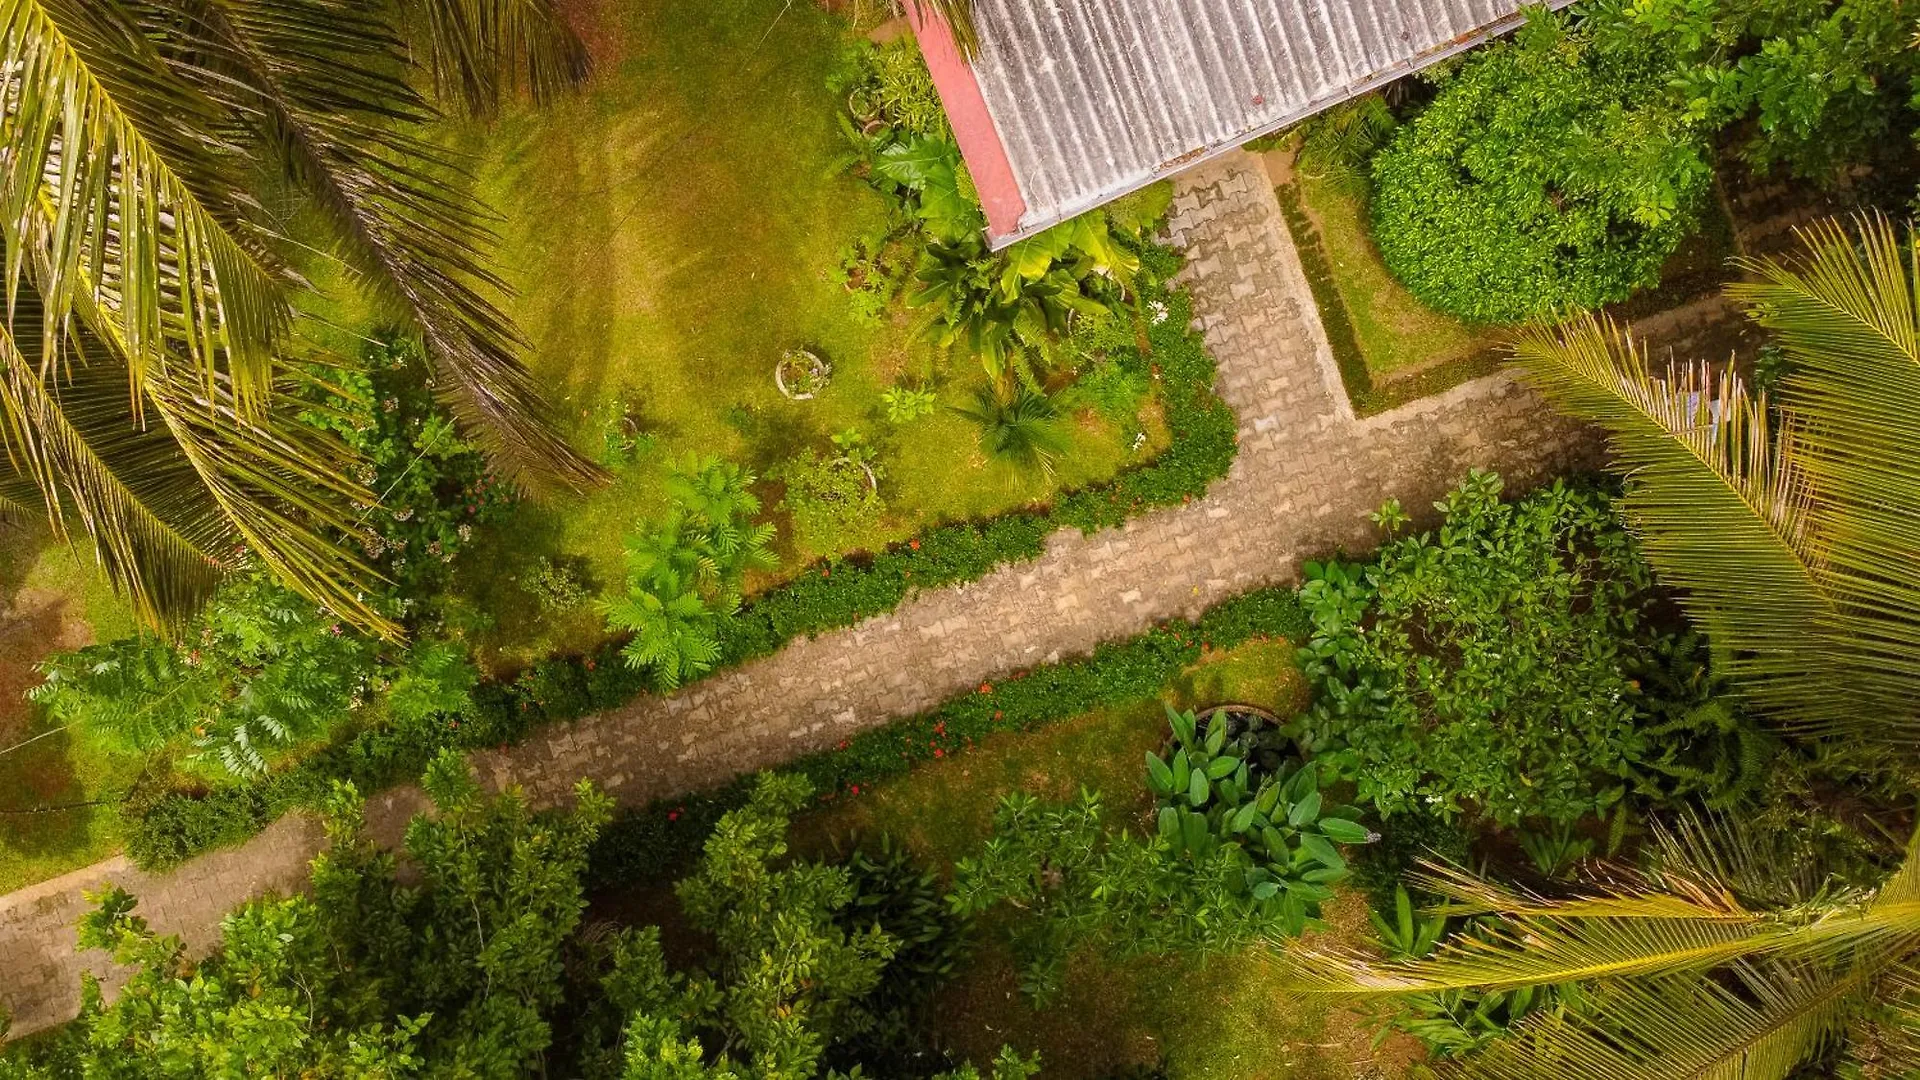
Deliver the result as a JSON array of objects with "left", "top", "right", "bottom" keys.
[{"left": 0, "top": 0, "right": 598, "bottom": 635}]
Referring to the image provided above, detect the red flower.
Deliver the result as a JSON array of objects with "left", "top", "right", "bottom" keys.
[
  {"left": 979, "top": 682, "right": 993, "bottom": 694},
  {"left": 584, "top": 658, "right": 597, "bottom": 671},
  {"left": 933, "top": 748, "right": 944, "bottom": 758},
  {"left": 909, "top": 539, "right": 921, "bottom": 550},
  {"left": 933, "top": 722, "right": 946, "bottom": 735},
  {"left": 822, "top": 568, "right": 831, "bottom": 578},
  {"left": 994, "top": 710, "right": 1004, "bottom": 720},
  {"left": 850, "top": 784, "right": 861, "bottom": 795},
  {"left": 668, "top": 810, "right": 680, "bottom": 821}
]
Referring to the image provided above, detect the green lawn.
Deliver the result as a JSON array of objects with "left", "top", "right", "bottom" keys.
[
  {"left": 1292, "top": 172, "right": 1498, "bottom": 383},
  {"left": 441, "top": 0, "right": 1159, "bottom": 667},
  {"left": 0, "top": 526, "right": 141, "bottom": 892},
  {"left": 784, "top": 640, "right": 1410, "bottom": 1080}
]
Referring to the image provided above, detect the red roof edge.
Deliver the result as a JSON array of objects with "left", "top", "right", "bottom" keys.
[{"left": 905, "top": 1, "right": 1026, "bottom": 241}]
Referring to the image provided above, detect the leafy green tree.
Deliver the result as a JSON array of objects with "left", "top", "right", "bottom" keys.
[
  {"left": 951, "top": 385, "right": 1071, "bottom": 476},
  {"left": 0, "top": 751, "right": 611, "bottom": 1078},
  {"left": 1369, "top": 11, "right": 1711, "bottom": 323},
  {"left": 570, "top": 774, "right": 1021, "bottom": 1080},
  {"left": 0, "top": 0, "right": 596, "bottom": 637},
  {"left": 1588, "top": 0, "right": 1918, "bottom": 179},
  {"left": 605, "top": 458, "right": 775, "bottom": 688},
  {"left": 1292, "top": 471, "right": 1676, "bottom": 825}
]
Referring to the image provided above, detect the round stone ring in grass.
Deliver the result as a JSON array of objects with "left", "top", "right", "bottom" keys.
[{"left": 775, "top": 348, "right": 832, "bottom": 400}]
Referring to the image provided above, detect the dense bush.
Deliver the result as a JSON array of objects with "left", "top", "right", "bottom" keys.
[
  {"left": 1369, "top": 14, "right": 1709, "bottom": 323},
  {"left": 302, "top": 335, "right": 510, "bottom": 616},
  {"left": 945, "top": 706, "right": 1376, "bottom": 1001},
  {"left": 11, "top": 759, "right": 1023, "bottom": 1080},
  {"left": 1292, "top": 471, "right": 1668, "bottom": 825}
]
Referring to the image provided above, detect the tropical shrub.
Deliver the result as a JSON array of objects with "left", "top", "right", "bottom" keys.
[
  {"left": 950, "top": 771, "right": 1371, "bottom": 1003},
  {"left": 605, "top": 458, "right": 776, "bottom": 688},
  {"left": 777, "top": 433, "right": 886, "bottom": 554},
  {"left": 32, "top": 575, "right": 372, "bottom": 779},
  {"left": 1147, "top": 706, "right": 1378, "bottom": 927},
  {"left": 1369, "top": 13, "right": 1709, "bottom": 323},
  {"left": 881, "top": 384, "right": 939, "bottom": 424},
  {"left": 1292, "top": 471, "right": 1662, "bottom": 825},
  {"left": 522, "top": 553, "right": 597, "bottom": 612},
  {"left": 302, "top": 335, "right": 510, "bottom": 616},
  {"left": 1064, "top": 355, "right": 1150, "bottom": 431},
  {"left": 951, "top": 385, "right": 1070, "bottom": 475}
]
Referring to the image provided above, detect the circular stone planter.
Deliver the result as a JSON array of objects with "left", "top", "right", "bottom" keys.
[{"left": 775, "top": 349, "right": 832, "bottom": 400}]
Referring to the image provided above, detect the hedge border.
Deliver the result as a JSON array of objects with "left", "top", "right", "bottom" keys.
[
  {"left": 122, "top": 242, "right": 1243, "bottom": 871},
  {"left": 1272, "top": 182, "right": 1503, "bottom": 418}
]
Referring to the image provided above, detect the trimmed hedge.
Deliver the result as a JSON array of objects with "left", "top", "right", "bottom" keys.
[
  {"left": 123, "top": 240, "right": 1242, "bottom": 871},
  {"left": 584, "top": 587, "right": 1308, "bottom": 888}
]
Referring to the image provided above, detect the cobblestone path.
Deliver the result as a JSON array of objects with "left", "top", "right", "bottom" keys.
[{"left": 0, "top": 152, "right": 1597, "bottom": 1037}]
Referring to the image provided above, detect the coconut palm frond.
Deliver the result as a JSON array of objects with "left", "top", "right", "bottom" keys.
[
  {"left": 169, "top": 0, "right": 603, "bottom": 492},
  {"left": 1507, "top": 313, "right": 1843, "bottom": 723},
  {"left": 1448, "top": 962, "right": 1864, "bottom": 1080},
  {"left": 407, "top": 0, "right": 590, "bottom": 117},
  {"left": 1728, "top": 214, "right": 1920, "bottom": 730},
  {"left": 143, "top": 366, "right": 397, "bottom": 638},
  {"left": 1, "top": 0, "right": 292, "bottom": 410},
  {"left": 0, "top": 307, "right": 228, "bottom": 624},
  {"left": 1286, "top": 853, "right": 1920, "bottom": 996}
]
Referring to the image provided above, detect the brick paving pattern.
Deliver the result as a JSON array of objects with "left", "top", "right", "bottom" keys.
[{"left": 0, "top": 152, "right": 1599, "bottom": 1037}]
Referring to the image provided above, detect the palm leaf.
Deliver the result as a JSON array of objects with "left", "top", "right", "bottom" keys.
[
  {"left": 0, "top": 276, "right": 228, "bottom": 622},
  {"left": 406, "top": 0, "right": 591, "bottom": 117},
  {"left": 1447, "top": 961, "right": 1864, "bottom": 1080},
  {"left": 0, "top": 0, "right": 292, "bottom": 410},
  {"left": 1727, "top": 215, "right": 1920, "bottom": 730},
  {"left": 1506, "top": 314, "right": 1849, "bottom": 728},
  {"left": 1284, "top": 857, "right": 1920, "bottom": 994},
  {"left": 173, "top": 0, "right": 603, "bottom": 492}
]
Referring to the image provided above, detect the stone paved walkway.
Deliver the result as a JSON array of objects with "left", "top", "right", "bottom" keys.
[{"left": 0, "top": 151, "right": 1597, "bottom": 1038}]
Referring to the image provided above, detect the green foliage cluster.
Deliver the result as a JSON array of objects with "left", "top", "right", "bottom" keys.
[
  {"left": 1586, "top": 0, "right": 1918, "bottom": 180},
  {"left": 6, "top": 761, "right": 1022, "bottom": 1080},
  {"left": 32, "top": 575, "right": 372, "bottom": 779},
  {"left": 1294, "top": 471, "right": 1675, "bottom": 825},
  {"left": 1369, "top": 13, "right": 1710, "bottom": 323},
  {"left": 951, "top": 385, "right": 1069, "bottom": 475},
  {"left": 948, "top": 707, "right": 1377, "bottom": 1004},
  {"left": 1147, "top": 708, "right": 1375, "bottom": 926},
  {"left": 303, "top": 335, "right": 511, "bottom": 613},
  {"left": 776, "top": 437, "right": 885, "bottom": 554},
  {"left": 604, "top": 458, "right": 777, "bottom": 688},
  {"left": 7, "top": 753, "right": 611, "bottom": 1078}
]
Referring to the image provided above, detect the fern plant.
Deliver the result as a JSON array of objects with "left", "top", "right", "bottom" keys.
[
  {"left": 33, "top": 575, "right": 372, "bottom": 778},
  {"left": 605, "top": 458, "right": 776, "bottom": 688}
]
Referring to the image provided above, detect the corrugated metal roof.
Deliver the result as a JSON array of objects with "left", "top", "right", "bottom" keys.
[{"left": 955, "top": 0, "right": 1559, "bottom": 245}]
